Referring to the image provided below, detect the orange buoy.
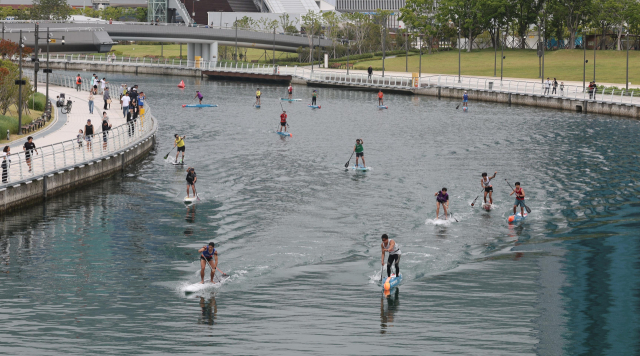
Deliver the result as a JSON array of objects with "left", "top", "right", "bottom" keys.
[{"left": 177, "top": 80, "right": 185, "bottom": 89}]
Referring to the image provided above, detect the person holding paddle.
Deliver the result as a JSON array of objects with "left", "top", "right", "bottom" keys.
[
  {"left": 435, "top": 188, "right": 449, "bottom": 220},
  {"left": 194, "top": 91, "right": 203, "bottom": 105},
  {"left": 353, "top": 139, "right": 365, "bottom": 168},
  {"left": 174, "top": 134, "right": 186, "bottom": 164},
  {"left": 510, "top": 182, "right": 526, "bottom": 216},
  {"left": 378, "top": 90, "right": 384, "bottom": 106},
  {"left": 198, "top": 242, "right": 218, "bottom": 284},
  {"left": 311, "top": 90, "right": 317, "bottom": 106},
  {"left": 279, "top": 110, "right": 288, "bottom": 133},
  {"left": 186, "top": 167, "right": 197, "bottom": 198},
  {"left": 481, "top": 172, "right": 497, "bottom": 204},
  {"left": 287, "top": 84, "right": 293, "bottom": 99},
  {"left": 462, "top": 91, "right": 469, "bottom": 109},
  {"left": 381, "top": 234, "right": 401, "bottom": 279},
  {"left": 255, "top": 88, "right": 261, "bottom": 106}
]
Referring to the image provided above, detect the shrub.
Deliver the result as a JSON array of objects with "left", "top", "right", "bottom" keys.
[{"left": 27, "top": 92, "right": 46, "bottom": 111}]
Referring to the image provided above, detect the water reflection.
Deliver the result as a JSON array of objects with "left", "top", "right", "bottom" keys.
[
  {"left": 185, "top": 205, "right": 197, "bottom": 223},
  {"left": 198, "top": 296, "right": 217, "bottom": 326},
  {"left": 380, "top": 288, "right": 400, "bottom": 334}
]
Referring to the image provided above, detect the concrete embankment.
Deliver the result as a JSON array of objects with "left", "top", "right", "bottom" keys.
[{"left": 0, "top": 127, "right": 156, "bottom": 214}]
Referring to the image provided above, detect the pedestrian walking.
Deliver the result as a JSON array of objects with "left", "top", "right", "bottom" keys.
[
  {"left": 1, "top": 146, "right": 9, "bottom": 183},
  {"left": 103, "top": 87, "right": 111, "bottom": 110},
  {"left": 101, "top": 114, "right": 112, "bottom": 151},
  {"left": 121, "top": 93, "right": 131, "bottom": 118},
  {"left": 552, "top": 78, "right": 558, "bottom": 95},
  {"left": 88, "top": 90, "right": 94, "bottom": 114},
  {"left": 101, "top": 77, "right": 107, "bottom": 95},
  {"left": 368, "top": 66, "right": 373, "bottom": 80},
  {"left": 85, "top": 119, "right": 94, "bottom": 152},
  {"left": 76, "top": 74, "right": 82, "bottom": 91},
  {"left": 126, "top": 107, "right": 135, "bottom": 137}
]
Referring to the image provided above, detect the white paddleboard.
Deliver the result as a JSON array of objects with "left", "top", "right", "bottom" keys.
[
  {"left": 482, "top": 203, "right": 492, "bottom": 211},
  {"left": 184, "top": 281, "right": 215, "bottom": 293},
  {"left": 172, "top": 161, "right": 184, "bottom": 165},
  {"left": 350, "top": 165, "right": 371, "bottom": 171},
  {"left": 184, "top": 196, "right": 198, "bottom": 204}
]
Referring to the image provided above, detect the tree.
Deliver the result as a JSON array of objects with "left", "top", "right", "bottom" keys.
[
  {"left": 0, "top": 59, "right": 32, "bottom": 116},
  {"left": 322, "top": 12, "right": 342, "bottom": 57},
  {"left": 342, "top": 12, "right": 369, "bottom": 54},
  {"left": 279, "top": 13, "right": 299, "bottom": 34},
  {"left": 31, "top": 0, "right": 71, "bottom": 20},
  {"left": 437, "top": 0, "right": 487, "bottom": 52},
  {"left": 400, "top": 0, "right": 440, "bottom": 53},
  {"left": 235, "top": 16, "right": 257, "bottom": 30},
  {"left": 553, "top": 0, "right": 591, "bottom": 49},
  {"left": 134, "top": 7, "right": 147, "bottom": 22},
  {"left": 301, "top": 11, "right": 323, "bottom": 62},
  {"left": 0, "top": 39, "right": 33, "bottom": 59}
]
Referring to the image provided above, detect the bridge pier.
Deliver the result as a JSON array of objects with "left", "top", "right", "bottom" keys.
[{"left": 187, "top": 42, "right": 218, "bottom": 64}]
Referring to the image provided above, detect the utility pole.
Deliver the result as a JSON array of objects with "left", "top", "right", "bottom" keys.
[
  {"left": 235, "top": 17, "right": 238, "bottom": 65},
  {"left": 583, "top": 31, "right": 587, "bottom": 92},
  {"left": 500, "top": 29, "right": 505, "bottom": 81},
  {"left": 382, "top": 22, "right": 386, "bottom": 77},
  {"left": 626, "top": 30, "right": 629, "bottom": 91},
  {"left": 458, "top": 19, "right": 461, "bottom": 83},
  {"left": 17, "top": 30, "right": 25, "bottom": 135},
  {"left": 45, "top": 28, "right": 52, "bottom": 108},
  {"left": 494, "top": 23, "right": 497, "bottom": 77},
  {"left": 34, "top": 23, "right": 39, "bottom": 93},
  {"left": 593, "top": 33, "right": 596, "bottom": 82},
  {"left": 272, "top": 27, "right": 275, "bottom": 66}
]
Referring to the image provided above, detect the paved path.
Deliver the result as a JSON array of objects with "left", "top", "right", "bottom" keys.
[{"left": 9, "top": 85, "right": 127, "bottom": 152}]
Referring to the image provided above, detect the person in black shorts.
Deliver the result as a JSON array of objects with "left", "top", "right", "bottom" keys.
[
  {"left": 198, "top": 242, "right": 218, "bottom": 284},
  {"left": 481, "top": 172, "right": 497, "bottom": 204},
  {"left": 23, "top": 136, "right": 38, "bottom": 173},
  {"left": 1, "top": 146, "right": 10, "bottom": 183},
  {"left": 186, "top": 167, "right": 197, "bottom": 198}
]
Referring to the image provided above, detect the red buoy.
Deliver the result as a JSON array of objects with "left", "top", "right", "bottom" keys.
[{"left": 177, "top": 80, "right": 185, "bottom": 89}]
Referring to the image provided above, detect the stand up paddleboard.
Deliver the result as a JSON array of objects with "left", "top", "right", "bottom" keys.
[
  {"left": 308, "top": 105, "right": 321, "bottom": 109},
  {"left": 277, "top": 131, "right": 292, "bottom": 137},
  {"left": 482, "top": 203, "right": 492, "bottom": 211},
  {"left": 182, "top": 104, "right": 218, "bottom": 108},
  {"left": 382, "top": 273, "right": 402, "bottom": 291},
  {"left": 172, "top": 160, "right": 184, "bottom": 166},
  {"left": 378, "top": 105, "right": 388, "bottom": 109},
  {"left": 350, "top": 165, "right": 371, "bottom": 171},
  {"left": 255, "top": 105, "right": 261, "bottom": 108},
  {"left": 463, "top": 107, "right": 468, "bottom": 112},
  {"left": 508, "top": 212, "right": 527, "bottom": 223},
  {"left": 280, "top": 98, "right": 302, "bottom": 101},
  {"left": 183, "top": 277, "right": 229, "bottom": 294},
  {"left": 184, "top": 196, "right": 198, "bottom": 204}
]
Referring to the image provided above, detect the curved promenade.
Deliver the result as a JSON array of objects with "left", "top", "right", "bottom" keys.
[{"left": 0, "top": 73, "right": 158, "bottom": 214}]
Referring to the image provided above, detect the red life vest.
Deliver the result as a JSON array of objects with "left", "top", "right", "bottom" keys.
[
  {"left": 280, "top": 113, "right": 287, "bottom": 123},
  {"left": 515, "top": 187, "right": 524, "bottom": 200}
]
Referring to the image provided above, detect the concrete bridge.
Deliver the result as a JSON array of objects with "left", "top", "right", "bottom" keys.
[{"left": 1, "top": 22, "right": 333, "bottom": 63}]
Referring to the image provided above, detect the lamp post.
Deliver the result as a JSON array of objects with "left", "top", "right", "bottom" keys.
[
  {"left": 33, "top": 23, "right": 39, "bottom": 93},
  {"left": 494, "top": 22, "right": 497, "bottom": 77},
  {"left": 404, "top": 31, "right": 408, "bottom": 72},
  {"left": 593, "top": 32, "right": 596, "bottom": 82},
  {"left": 272, "top": 27, "right": 275, "bottom": 66},
  {"left": 458, "top": 19, "right": 461, "bottom": 83},
  {"left": 381, "top": 24, "right": 386, "bottom": 77},
  {"left": 419, "top": 33, "right": 423, "bottom": 81},
  {"left": 235, "top": 17, "right": 238, "bottom": 65},
  {"left": 500, "top": 29, "right": 505, "bottom": 81},
  {"left": 583, "top": 31, "right": 588, "bottom": 92},
  {"left": 626, "top": 29, "right": 629, "bottom": 91},
  {"left": 343, "top": 36, "right": 350, "bottom": 75},
  {"left": 17, "top": 30, "right": 24, "bottom": 135}
]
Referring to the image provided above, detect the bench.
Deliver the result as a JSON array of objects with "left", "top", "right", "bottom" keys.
[
  {"left": 251, "top": 60, "right": 259, "bottom": 63},
  {"left": 329, "top": 63, "right": 341, "bottom": 69},
  {"left": 341, "top": 63, "right": 354, "bottom": 69}
]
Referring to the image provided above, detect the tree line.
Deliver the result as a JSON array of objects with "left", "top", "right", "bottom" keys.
[{"left": 0, "top": 0, "right": 147, "bottom": 22}]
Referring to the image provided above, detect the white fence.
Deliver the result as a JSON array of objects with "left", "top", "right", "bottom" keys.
[
  {"left": 35, "top": 54, "right": 640, "bottom": 107},
  {"left": 1, "top": 73, "right": 156, "bottom": 189}
]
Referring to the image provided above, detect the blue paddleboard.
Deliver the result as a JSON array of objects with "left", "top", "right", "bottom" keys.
[
  {"left": 308, "top": 105, "right": 321, "bottom": 109},
  {"left": 280, "top": 98, "right": 302, "bottom": 101},
  {"left": 255, "top": 105, "right": 261, "bottom": 108},
  {"left": 508, "top": 212, "right": 527, "bottom": 223},
  {"left": 382, "top": 274, "right": 402, "bottom": 291},
  {"left": 182, "top": 104, "right": 218, "bottom": 108},
  {"left": 378, "top": 105, "right": 388, "bottom": 109},
  {"left": 277, "top": 131, "right": 292, "bottom": 137}
]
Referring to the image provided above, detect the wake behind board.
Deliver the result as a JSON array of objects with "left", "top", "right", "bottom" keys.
[
  {"left": 308, "top": 105, "right": 321, "bottom": 109},
  {"left": 183, "top": 277, "right": 229, "bottom": 294},
  {"left": 508, "top": 212, "right": 527, "bottom": 223},
  {"left": 182, "top": 104, "right": 218, "bottom": 108},
  {"left": 280, "top": 98, "right": 302, "bottom": 102},
  {"left": 277, "top": 131, "right": 292, "bottom": 137},
  {"left": 482, "top": 203, "right": 492, "bottom": 211},
  {"left": 378, "top": 105, "right": 388, "bottom": 109},
  {"left": 382, "top": 273, "right": 402, "bottom": 291},
  {"left": 184, "top": 196, "right": 198, "bottom": 204},
  {"left": 349, "top": 165, "right": 371, "bottom": 171},
  {"left": 171, "top": 160, "right": 184, "bottom": 165}
]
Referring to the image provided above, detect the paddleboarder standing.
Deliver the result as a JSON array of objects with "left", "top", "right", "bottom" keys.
[
  {"left": 279, "top": 110, "right": 288, "bottom": 133},
  {"left": 311, "top": 89, "right": 317, "bottom": 106},
  {"left": 510, "top": 182, "right": 526, "bottom": 216},
  {"left": 256, "top": 88, "right": 261, "bottom": 106},
  {"left": 353, "top": 139, "right": 365, "bottom": 168},
  {"left": 186, "top": 167, "right": 197, "bottom": 198},
  {"left": 195, "top": 91, "right": 203, "bottom": 105},
  {"left": 381, "top": 234, "right": 401, "bottom": 278},
  {"left": 198, "top": 242, "right": 218, "bottom": 284},
  {"left": 463, "top": 91, "right": 469, "bottom": 109},
  {"left": 287, "top": 84, "right": 293, "bottom": 100},
  {"left": 174, "top": 134, "right": 186, "bottom": 164},
  {"left": 378, "top": 90, "right": 384, "bottom": 106},
  {"left": 481, "top": 172, "right": 497, "bottom": 204},
  {"left": 435, "top": 188, "right": 449, "bottom": 220}
]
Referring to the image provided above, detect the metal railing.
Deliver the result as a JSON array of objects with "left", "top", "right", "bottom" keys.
[
  {"left": 33, "top": 54, "right": 640, "bottom": 107},
  {"left": 1, "top": 73, "right": 156, "bottom": 189}
]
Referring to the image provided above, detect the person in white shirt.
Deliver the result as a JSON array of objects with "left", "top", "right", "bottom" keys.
[
  {"left": 544, "top": 78, "right": 551, "bottom": 95},
  {"left": 121, "top": 94, "right": 131, "bottom": 118},
  {"left": 101, "top": 78, "right": 107, "bottom": 95}
]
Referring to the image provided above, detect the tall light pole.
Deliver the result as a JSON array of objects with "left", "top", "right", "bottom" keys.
[
  {"left": 500, "top": 29, "right": 505, "bottom": 81},
  {"left": 33, "top": 23, "right": 39, "bottom": 93},
  {"left": 382, "top": 23, "right": 386, "bottom": 77},
  {"left": 17, "top": 30, "right": 24, "bottom": 135},
  {"left": 583, "top": 31, "right": 588, "bottom": 92},
  {"left": 404, "top": 31, "right": 408, "bottom": 72},
  {"left": 626, "top": 29, "right": 629, "bottom": 91},
  {"left": 272, "top": 27, "right": 275, "bottom": 66},
  {"left": 458, "top": 19, "right": 461, "bottom": 83},
  {"left": 593, "top": 32, "right": 596, "bottom": 82},
  {"left": 45, "top": 28, "right": 52, "bottom": 109},
  {"left": 235, "top": 17, "right": 238, "bottom": 65},
  {"left": 419, "top": 33, "right": 423, "bottom": 81},
  {"left": 494, "top": 22, "right": 497, "bottom": 77}
]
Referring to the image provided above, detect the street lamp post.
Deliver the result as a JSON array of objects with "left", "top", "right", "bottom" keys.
[
  {"left": 17, "top": 30, "right": 24, "bottom": 135},
  {"left": 419, "top": 33, "right": 423, "bottom": 82},
  {"left": 382, "top": 25, "right": 386, "bottom": 77},
  {"left": 593, "top": 33, "right": 596, "bottom": 82},
  {"left": 235, "top": 17, "right": 238, "bottom": 65},
  {"left": 500, "top": 29, "right": 505, "bottom": 81},
  {"left": 458, "top": 20, "right": 461, "bottom": 83},
  {"left": 626, "top": 30, "right": 629, "bottom": 91},
  {"left": 583, "top": 31, "right": 588, "bottom": 93},
  {"left": 494, "top": 23, "right": 497, "bottom": 77},
  {"left": 404, "top": 31, "right": 408, "bottom": 72}
]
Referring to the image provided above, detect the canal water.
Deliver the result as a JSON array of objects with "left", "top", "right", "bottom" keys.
[{"left": 1, "top": 72, "right": 640, "bottom": 355}]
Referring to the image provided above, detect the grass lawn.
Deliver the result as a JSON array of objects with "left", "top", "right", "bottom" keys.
[
  {"left": 354, "top": 49, "right": 640, "bottom": 85},
  {"left": 0, "top": 100, "right": 47, "bottom": 144},
  {"left": 106, "top": 44, "right": 299, "bottom": 62}
]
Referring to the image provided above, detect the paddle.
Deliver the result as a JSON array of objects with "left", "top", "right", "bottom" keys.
[
  {"left": 456, "top": 102, "right": 461, "bottom": 110},
  {"left": 344, "top": 151, "right": 355, "bottom": 168},
  {"left": 470, "top": 188, "right": 485, "bottom": 207},
  {"left": 450, "top": 212, "right": 459, "bottom": 222},
  {"left": 163, "top": 146, "right": 175, "bottom": 160},
  {"left": 505, "top": 179, "right": 532, "bottom": 214},
  {"left": 194, "top": 184, "right": 201, "bottom": 201},
  {"left": 380, "top": 264, "right": 385, "bottom": 282}
]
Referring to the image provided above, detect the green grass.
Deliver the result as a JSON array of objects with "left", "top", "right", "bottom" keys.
[
  {"left": 354, "top": 49, "right": 640, "bottom": 84},
  {"left": 0, "top": 103, "right": 46, "bottom": 143},
  {"left": 97, "top": 44, "right": 298, "bottom": 62}
]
